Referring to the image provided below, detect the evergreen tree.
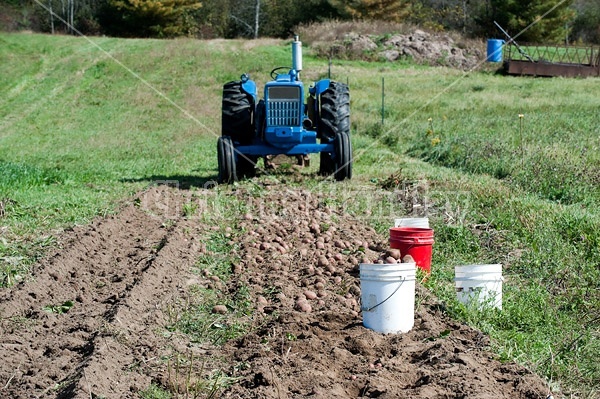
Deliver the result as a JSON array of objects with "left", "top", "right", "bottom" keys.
[
  {"left": 571, "top": 0, "right": 600, "bottom": 43},
  {"left": 103, "top": 0, "right": 202, "bottom": 37},
  {"left": 485, "top": 0, "right": 575, "bottom": 43}
]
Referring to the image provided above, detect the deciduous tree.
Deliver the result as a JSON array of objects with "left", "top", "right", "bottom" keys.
[{"left": 331, "top": 0, "right": 413, "bottom": 22}]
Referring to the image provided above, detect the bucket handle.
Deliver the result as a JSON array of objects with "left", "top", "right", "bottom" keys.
[{"left": 360, "top": 277, "right": 406, "bottom": 313}]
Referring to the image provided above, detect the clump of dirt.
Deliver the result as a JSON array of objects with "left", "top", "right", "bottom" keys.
[
  {"left": 0, "top": 181, "right": 551, "bottom": 398},
  {"left": 312, "top": 29, "right": 485, "bottom": 70}
]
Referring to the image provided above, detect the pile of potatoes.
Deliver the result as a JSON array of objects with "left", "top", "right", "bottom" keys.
[{"left": 225, "top": 187, "right": 414, "bottom": 315}]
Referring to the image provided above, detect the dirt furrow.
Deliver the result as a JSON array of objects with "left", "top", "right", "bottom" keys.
[{"left": 0, "top": 186, "right": 203, "bottom": 399}]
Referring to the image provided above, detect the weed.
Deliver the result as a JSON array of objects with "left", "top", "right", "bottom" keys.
[
  {"left": 42, "top": 300, "right": 74, "bottom": 314},
  {"left": 164, "top": 351, "right": 238, "bottom": 398},
  {"left": 182, "top": 201, "right": 198, "bottom": 217},
  {"left": 138, "top": 384, "right": 171, "bottom": 399}
]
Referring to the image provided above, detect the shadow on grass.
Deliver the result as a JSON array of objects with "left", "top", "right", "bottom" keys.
[{"left": 121, "top": 174, "right": 219, "bottom": 190}]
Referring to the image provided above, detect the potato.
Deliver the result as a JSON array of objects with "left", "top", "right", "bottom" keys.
[
  {"left": 294, "top": 299, "right": 312, "bottom": 313},
  {"left": 303, "top": 290, "right": 317, "bottom": 300},
  {"left": 402, "top": 254, "right": 415, "bottom": 263},
  {"left": 386, "top": 248, "right": 401, "bottom": 260}
]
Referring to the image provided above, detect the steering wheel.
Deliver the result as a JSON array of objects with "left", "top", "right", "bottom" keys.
[{"left": 270, "top": 66, "right": 290, "bottom": 80}]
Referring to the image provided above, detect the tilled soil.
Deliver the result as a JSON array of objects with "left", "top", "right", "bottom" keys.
[{"left": 0, "top": 182, "right": 551, "bottom": 398}]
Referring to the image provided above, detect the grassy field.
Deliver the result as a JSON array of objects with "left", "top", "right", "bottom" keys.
[{"left": 1, "top": 32, "right": 599, "bottom": 396}]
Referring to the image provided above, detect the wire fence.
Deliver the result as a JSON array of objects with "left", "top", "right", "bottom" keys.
[{"left": 505, "top": 43, "right": 600, "bottom": 67}]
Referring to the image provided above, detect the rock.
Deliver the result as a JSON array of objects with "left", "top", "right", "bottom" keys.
[
  {"left": 381, "top": 49, "right": 400, "bottom": 62},
  {"left": 212, "top": 305, "right": 228, "bottom": 314},
  {"left": 257, "top": 296, "right": 268, "bottom": 305},
  {"left": 344, "top": 33, "right": 378, "bottom": 53}
]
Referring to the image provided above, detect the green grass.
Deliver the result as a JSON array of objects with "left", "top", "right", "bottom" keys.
[
  {"left": 169, "top": 223, "right": 254, "bottom": 346},
  {"left": 1, "top": 32, "right": 599, "bottom": 396}
]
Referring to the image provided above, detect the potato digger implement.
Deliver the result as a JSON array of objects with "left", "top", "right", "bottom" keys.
[{"left": 218, "top": 36, "right": 352, "bottom": 183}]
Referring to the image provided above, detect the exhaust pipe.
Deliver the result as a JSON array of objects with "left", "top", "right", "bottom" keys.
[{"left": 292, "top": 35, "right": 302, "bottom": 81}]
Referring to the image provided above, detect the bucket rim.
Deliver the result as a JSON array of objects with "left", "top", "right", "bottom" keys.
[
  {"left": 455, "top": 264, "right": 502, "bottom": 272},
  {"left": 390, "top": 227, "right": 433, "bottom": 233},
  {"left": 394, "top": 217, "right": 430, "bottom": 227},
  {"left": 360, "top": 262, "right": 416, "bottom": 271}
]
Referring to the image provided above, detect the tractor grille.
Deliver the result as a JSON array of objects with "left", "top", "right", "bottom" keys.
[{"left": 267, "top": 86, "right": 301, "bottom": 127}]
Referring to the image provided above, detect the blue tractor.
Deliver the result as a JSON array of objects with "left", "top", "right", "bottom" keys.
[{"left": 217, "top": 36, "right": 352, "bottom": 183}]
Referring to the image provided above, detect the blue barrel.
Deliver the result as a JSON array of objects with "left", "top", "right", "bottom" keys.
[{"left": 486, "top": 39, "right": 505, "bottom": 62}]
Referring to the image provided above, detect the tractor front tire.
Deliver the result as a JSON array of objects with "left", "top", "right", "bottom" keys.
[
  {"left": 237, "top": 154, "right": 257, "bottom": 178},
  {"left": 319, "top": 152, "right": 335, "bottom": 176},
  {"left": 222, "top": 81, "right": 254, "bottom": 144},
  {"left": 318, "top": 81, "right": 350, "bottom": 141},
  {"left": 218, "top": 136, "right": 237, "bottom": 184}
]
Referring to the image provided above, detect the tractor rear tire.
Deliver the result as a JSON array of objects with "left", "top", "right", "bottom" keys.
[
  {"left": 218, "top": 136, "right": 237, "bottom": 184},
  {"left": 318, "top": 81, "right": 350, "bottom": 141},
  {"left": 222, "top": 81, "right": 254, "bottom": 144},
  {"left": 334, "top": 132, "right": 352, "bottom": 181}
]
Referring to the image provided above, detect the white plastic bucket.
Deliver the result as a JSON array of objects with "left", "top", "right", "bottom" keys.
[
  {"left": 455, "top": 264, "right": 503, "bottom": 310},
  {"left": 394, "top": 217, "right": 429, "bottom": 228},
  {"left": 360, "top": 263, "right": 416, "bottom": 333}
]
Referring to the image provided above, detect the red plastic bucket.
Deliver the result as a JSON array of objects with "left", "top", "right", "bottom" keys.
[{"left": 389, "top": 227, "right": 435, "bottom": 273}]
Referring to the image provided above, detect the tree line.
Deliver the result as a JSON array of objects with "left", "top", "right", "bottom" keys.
[{"left": 2, "top": 0, "right": 599, "bottom": 44}]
